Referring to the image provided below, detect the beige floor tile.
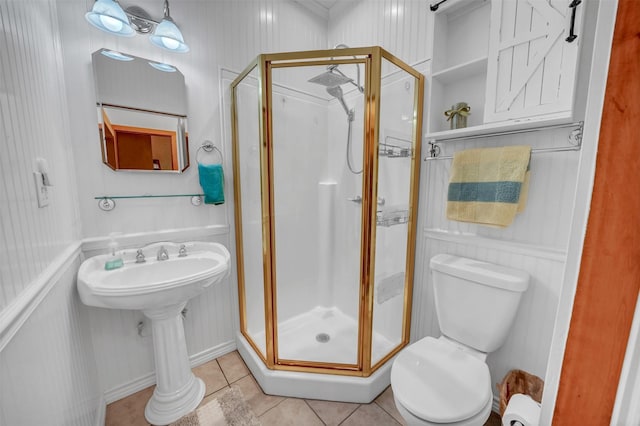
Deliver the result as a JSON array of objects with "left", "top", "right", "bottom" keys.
[
  {"left": 259, "top": 398, "right": 324, "bottom": 426},
  {"left": 192, "top": 359, "right": 229, "bottom": 396},
  {"left": 305, "top": 399, "right": 360, "bottom": 425},
  {"left": 374, "top": 386, "right": 405, "bottom": 425},
  {"left": 341, "top": 403, "right": 401, "bottom": 426},
  {"left": 231, "top": 375, "right": 285, "bottom": 416},
  {"left": 217, "top": 351, "right": 250, "bottom": 384},
  {"left": 105, "top": 386, "right": 154, "bottom": 426}
]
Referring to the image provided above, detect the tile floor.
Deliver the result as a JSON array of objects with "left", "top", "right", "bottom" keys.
[{"left": 106, "top": 351, "right": 502, "bottom": 426}]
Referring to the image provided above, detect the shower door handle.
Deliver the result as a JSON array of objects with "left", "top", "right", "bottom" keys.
[{"left": 347, "top": 195, "right": 385, "bottom": 205}]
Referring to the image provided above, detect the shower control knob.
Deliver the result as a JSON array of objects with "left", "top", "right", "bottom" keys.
[{"left": 347, "top": 195, "right": 363, "bottom": 203}]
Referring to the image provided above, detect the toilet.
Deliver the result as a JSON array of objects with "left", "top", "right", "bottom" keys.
[{"left": 391, "top": 254, "right": 529, "bottom": 426}]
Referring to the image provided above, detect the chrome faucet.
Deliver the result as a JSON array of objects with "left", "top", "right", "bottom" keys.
[
  {"left": 135, "top": 249, "right": 146, "bottom": 263},
  {"left": 178, "top": 244, "right": 187, "bottom": 257},
  {"left": 157, "top": 246, "right": 169, "bottom": 261}
]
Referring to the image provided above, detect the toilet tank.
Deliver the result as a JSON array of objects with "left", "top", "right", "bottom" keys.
[{"left": 430, "top": 254, "right": 529, "bottom": 353}]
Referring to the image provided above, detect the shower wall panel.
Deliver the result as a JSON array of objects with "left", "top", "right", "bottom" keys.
[
  {"left": 271, "top": 84, "right": 328, "bottom": 323},
  {"left": 326, "top": 91, "right": 365, "bottom": 322}
]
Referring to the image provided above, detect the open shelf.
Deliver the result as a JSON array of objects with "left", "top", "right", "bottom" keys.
[
  {"left": 431, "top": 56, "right": 488, "bottom": 85},
  {"left": 425, "top": 112, "right": 575, "bottom": 141},
  {"left": 428, "top": 0, "right": 491, "bottom": 135}
]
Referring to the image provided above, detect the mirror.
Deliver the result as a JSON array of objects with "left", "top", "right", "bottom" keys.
[{"left": 92, "top": 48, "right": 189, "bottom": 172}]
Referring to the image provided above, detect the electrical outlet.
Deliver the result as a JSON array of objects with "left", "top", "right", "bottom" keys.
[{"left": 33, "top": 171, "right": 49, "bottom": 207}]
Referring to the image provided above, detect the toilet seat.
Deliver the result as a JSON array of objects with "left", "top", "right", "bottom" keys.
[{"left": 391, "top": 336, "right": 492, "bottom": 423}]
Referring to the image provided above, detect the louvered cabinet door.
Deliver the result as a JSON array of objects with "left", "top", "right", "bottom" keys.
[{"left": 484, "top": 0, "right": 583, "bottom": 123}]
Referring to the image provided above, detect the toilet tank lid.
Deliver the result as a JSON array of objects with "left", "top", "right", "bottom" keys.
[{"left": 430, "top": 254, "right": 529, "bottom": 292}]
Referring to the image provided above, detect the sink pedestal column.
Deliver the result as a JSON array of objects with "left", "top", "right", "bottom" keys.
[{"left": 143, "top": 302, "right": 205, "bottom": 425}]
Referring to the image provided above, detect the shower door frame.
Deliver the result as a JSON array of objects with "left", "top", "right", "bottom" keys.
[{"left": 231, "top": 46, "right": 424, "bottom": 377}]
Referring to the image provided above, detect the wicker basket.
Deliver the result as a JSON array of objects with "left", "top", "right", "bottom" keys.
[{"left": 497, "top": 369, "right": 544, "bottom": 416}]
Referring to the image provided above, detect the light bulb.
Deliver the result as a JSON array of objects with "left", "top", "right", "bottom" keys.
[
  {"left": 161, "top": 37, "right": 180, "bottom": 50},
  {"left": 99, "top": 14, "right": 124, "bottom": 32}
]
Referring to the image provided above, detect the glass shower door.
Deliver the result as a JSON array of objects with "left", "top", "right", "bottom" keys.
[
  {"left": 270, "top": 64, "right": 366, "bottom": 367},
  {"left": 370, "top": 56, "right": 422, "bottom": 367},
  {"left": 233, "top": 66, "right": 268, "bottom": 360}
]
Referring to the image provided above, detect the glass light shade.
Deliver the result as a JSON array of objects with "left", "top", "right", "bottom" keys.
[
  {"left": 85, "top": 0, "right": 134, "bottom": 37},
  {"left": 149, "top": 19, "right": 189, "bottom": 53},
  {"left": 101, "top": 50, "right": 134, "bottom": 61},
  {"left": 148, "top": 61, "right": 177, "bottom": 72}
]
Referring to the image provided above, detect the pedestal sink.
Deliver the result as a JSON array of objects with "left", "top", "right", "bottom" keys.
[{"left": 77, "top": 241, "right": 230, "bottom": 425}]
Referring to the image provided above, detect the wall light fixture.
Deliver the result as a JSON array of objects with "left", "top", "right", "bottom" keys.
[{"left": 85, "top": 0, "right": 189, "bottom": 53}]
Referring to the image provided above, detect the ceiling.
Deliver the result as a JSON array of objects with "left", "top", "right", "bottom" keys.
[{"left": 293, "top": 0, "right": 344, "bottom": 20}]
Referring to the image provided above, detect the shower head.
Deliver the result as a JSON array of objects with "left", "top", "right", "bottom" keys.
[
  {"left": 308, "top": 70, "right": 353, "bottom": 87},
  {"left": 326, "top": 85, "right": 352, "bottom": 117}
]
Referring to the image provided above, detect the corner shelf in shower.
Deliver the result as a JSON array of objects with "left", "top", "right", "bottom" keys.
[
  {"left": 377, "top": 209, "right": 409, "bottom": 227},
  {"left": 379, "top": 135, "right": 413, "bottom": 158}
]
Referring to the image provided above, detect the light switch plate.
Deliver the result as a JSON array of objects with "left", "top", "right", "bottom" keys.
[{"left": 33, "top": 171, "right": 49, "bottom": 207}]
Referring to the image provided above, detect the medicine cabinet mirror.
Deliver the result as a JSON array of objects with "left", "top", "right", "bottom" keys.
[{"left": 92, "top": 48, "right": 189, "bottom": 172}]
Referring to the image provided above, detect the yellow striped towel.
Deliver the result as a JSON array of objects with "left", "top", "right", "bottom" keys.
[{"left": 446, "top": 145, "right": 531, "bottom": 227}]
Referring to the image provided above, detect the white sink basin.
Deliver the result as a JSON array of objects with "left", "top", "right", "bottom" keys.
[
  {"left": 77, "top": 241, "right": 230, "bottom": 425},
  {"left": 78, "top": 241, "right": 230, "bottom": 310}
]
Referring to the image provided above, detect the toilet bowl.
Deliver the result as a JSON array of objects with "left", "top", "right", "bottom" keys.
[
  {"left": 391, "top": 254, "right": 529, "bottom": 426},
  {"left": 391, "top": 336, "right": 493, "bottom": 426}
]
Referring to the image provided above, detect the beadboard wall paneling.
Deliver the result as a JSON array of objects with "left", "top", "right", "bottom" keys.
[
  {"left": 422, "top": 128, "right": 580, "bottom": 249},
  {"left": 0, "top": 255, "right": 101, "bottom": 426},
  {"left": 328, "top": 0, "right": 432, "bottom": 64},
  {"left": 0, "top": 0, "right": 81, "bottom": 311},
  {"left": 56, "top": 0, "right": 328, "bottom": 238}
]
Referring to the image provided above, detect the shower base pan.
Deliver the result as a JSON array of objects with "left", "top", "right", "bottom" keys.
[
  {"left": 249, "top": 306, "right": 396, "bottom": 364},
  {"left": 236, "top": 332, "right": 395, "bottom": 403}
]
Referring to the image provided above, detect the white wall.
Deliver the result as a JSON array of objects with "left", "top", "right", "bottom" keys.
[
  {"left": 0, "top": 1, "right": 102, "bottom": 424},
  {"left": 0, "top": 0, "right": 81, "bottom": 311},
  {"left": 56, "top": 0, "right": 328, "bottom": 238},
  {"left": 0, "top": 254, "right": 102, "bottom": 426},
  {"left": 328, "top": 0, "right": 432, "bottom": 65}
]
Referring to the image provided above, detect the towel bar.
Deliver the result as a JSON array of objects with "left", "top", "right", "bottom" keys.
[{"left": 425, "top": 121, "right": 583, "bottom": 161}]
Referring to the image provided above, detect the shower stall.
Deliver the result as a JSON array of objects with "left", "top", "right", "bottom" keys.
[{"left": 231, "top": 46, "right": 424, "bottom": 402}]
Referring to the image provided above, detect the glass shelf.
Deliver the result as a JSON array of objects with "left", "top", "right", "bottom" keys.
[{"left": 95, "top": 193, "right": 205, "bottom": 211}]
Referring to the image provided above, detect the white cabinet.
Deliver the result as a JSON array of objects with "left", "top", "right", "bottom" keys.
[
  {"left": 426, "top": 0, "right": 584, "bottom": 138},
  {"left": 484, "top": 0, "right": 583, "bottom": 123}
]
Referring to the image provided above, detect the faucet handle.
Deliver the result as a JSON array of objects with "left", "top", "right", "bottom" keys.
[
  {"left": 135, "top": 249, "right": 146, "bottom": 263},
  {"left": 156, "top": 245, "right": 169, "bottom": 261},
  {"left": 178, "top": 244, "right": 187, "bottom": 257}
]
